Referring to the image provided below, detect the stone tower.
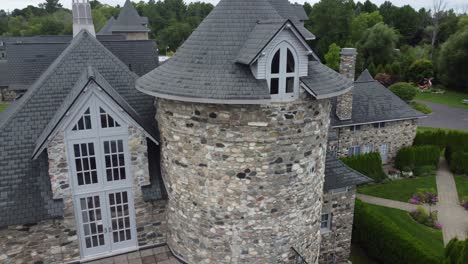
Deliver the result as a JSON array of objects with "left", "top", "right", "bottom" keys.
[
  {"left": 136, "top": 0, "right": 352, "bottom": 263},
  {"left": 72, "top": 0, "right": 95, "bottom": 37}
]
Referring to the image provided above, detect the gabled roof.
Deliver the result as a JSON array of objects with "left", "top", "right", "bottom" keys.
[
  {"left": 331, "top": 70, "right": 426, "bottom": 127},
  {"left": 300, "top": 61, "right": 353, "bottom": 99},
  {"left": 0, "top": 30, "right": 158, "bottom": 225},
  {"left": 98, "top": 17, "right": 116, "bottom": 35},
  {"left": 291, "top": 3, "right": 309, "bottom": 21},
  {"left": 267, "top": 0, "right": 314, "bottom": 39},
  {"left": 236, "top": 19, "right": 312, "bottom": 65},
  {"left": 324, "top": 152, "right": 373, "bottom": 191},
  {"left": 32, "top": 66, "right": 158, "bottom": 159},
  {"left": 137, "top": 0, "right": 321, "bottom": 104},
  {"left": 4, "top": 36, "right": 157, "bottom": 90},
  {"left": 112, "top": 0, "right": 149, "bottom": 33}
]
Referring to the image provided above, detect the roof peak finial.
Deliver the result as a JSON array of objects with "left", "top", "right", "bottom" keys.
[{"left": 72, "top": 0, "right": 96, "bottom": 38}]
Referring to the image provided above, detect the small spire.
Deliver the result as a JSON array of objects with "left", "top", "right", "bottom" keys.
[{"left": 72, "top": 0, "right": 96, "bottom": 37}]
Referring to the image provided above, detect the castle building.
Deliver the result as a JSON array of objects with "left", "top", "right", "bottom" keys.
[{"left": 0, "top": 0, "right": 424, "bottom": 263}]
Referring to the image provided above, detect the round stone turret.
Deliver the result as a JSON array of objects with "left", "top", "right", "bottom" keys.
[{"left": 156, "top": 90, "right": 330, "bottom": 263}]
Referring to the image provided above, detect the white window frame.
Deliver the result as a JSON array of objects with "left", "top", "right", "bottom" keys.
[
  {"left": 320, "top": 213, "right": 332, "bottom": 233},
  {"left": 362, "top": 144, "right": 374, "bottom": 154},
  {"left": 267, "top": 41, "right": 299, "bottom": 102},
  {"left": 348, "top": 145, "right": 361, "bottom": 156}
]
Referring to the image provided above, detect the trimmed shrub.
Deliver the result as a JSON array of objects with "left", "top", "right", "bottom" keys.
[
  {"left": 413, "top": 165, "right": 436, "bottom": 177},
  {"left": 395, "top": 145, "right": 440, "bottom": 171},
  {"left": 449, "top": 151, "right": 468, "bottom": 175},
  {"left": 353, "top": 200, "right": 442, "bottom": 264},
  {"left": 410, "top": 101, "right": 432, "bottom": 114},
  {"left": 341, "top": 152, "right": 386, "bottom": 182},
  {"left": 443, "top": 238, "right": 468, "bottom": 264},
  {"left": 389, "top": 82, "right": 418, "bottom": 103}
]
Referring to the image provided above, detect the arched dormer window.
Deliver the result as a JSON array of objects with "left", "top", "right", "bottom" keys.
[{"left": 268, "top": 42, "right": 299, "bottom": 101}]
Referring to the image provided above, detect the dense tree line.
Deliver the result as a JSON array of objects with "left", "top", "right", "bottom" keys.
[{"left": 0, "top": 0, "right": 466, "bottom": 91}]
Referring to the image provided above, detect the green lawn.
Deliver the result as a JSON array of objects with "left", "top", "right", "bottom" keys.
[
  {"left": 417, "top": 126, "right": 466, "bottom": 133},
  {"left": 454, "top": 175, "right": 468, "bottom": 202},
  {"left": 0, "top": 103, "right": 8, "bottom": 113},
  {"left": 358, "top": 176, "right": 437, "bottom": 203},
  {"left": 349, "top": 243, "right": 378, "bottom": 264},
  {"left": 415, "top": 90, "right": 468, "bottom": 110},
  {"left": 366, "top": 203, "right": 444, "bottom": 257},
  {"left": 410, "top": 101, "right": 432, "bottom": 114}
]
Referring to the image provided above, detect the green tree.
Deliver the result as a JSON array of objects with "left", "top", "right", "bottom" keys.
[
  {"left": 324, "top": 43, "right": 341, "bottom": 71},
  {"left": 349, "top": 11, "right": 383, "bottom": 45},
  {"left": 437, "top": 19, "right": 468, "bottom": 92},
  {"left": 376, "top": 64, "right": 385, "bottom": 74},
  {"left": 158, "top": 21, "right": 193, "bottom": 54},
  {"left": 39, "top": 0, "right": 63, "bottom": 14},
  {"left": 389, "top": 82, "right": 418, "bottom": 102},
  {"left": 407, "top": 59, "right": 434, "bottom": 83},
  {"left": 357, "top": 23, "right": 398, "bottom": 67}
]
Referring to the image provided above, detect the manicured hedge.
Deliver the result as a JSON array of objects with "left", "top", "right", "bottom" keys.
[
  {"left": 341, "top": 152, "right": 386, "bottom": 182},
  {"left": 353, "top": 200, "right": 442, "bottom": 264},
  {"left": 443, "top": 238, "right": 468, "bottom": 264},
  {"left": 395, "top": 145, "right": 440, "bottom": 171}
]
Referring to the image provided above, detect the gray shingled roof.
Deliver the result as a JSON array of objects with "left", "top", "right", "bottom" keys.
[
  {"left": 0, "top": 31, "right": 162, "bottom": 226},
  {"left": 355, "top": 69, "right": 374, "bottom": 83},
  {"left": 32, "top": 66, "right": 159, "bottom": 159},
  {"left": 267, "top": 0, "right": 314, "bottom": 39},
  {"left": 98, "top": 17, "right": 116, "bottom": 35},
  {"left": 291, "top": 3, "right": 309, "bottom": 21},
  {"left": 324, "top": 153, "right": 373, "bottom": 191},
  {"left": 112, "top": 0, "right": 149, "bottom": 33},
  {"left": 301, "top": 61, "right": 353, "bottom": 99},
  {"left": 4, "top": 37, "right": 157, "bottom": 90},
  {"left": 330, "top": 70, "right": 426, "bottom": 127},
  {"left": 137, "top": 0, "right": 319, "bottom": 103}
]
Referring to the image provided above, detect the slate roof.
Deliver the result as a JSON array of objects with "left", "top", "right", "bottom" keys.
[
  {"left": 301, "top": 61, "right": 353, "bottom": 99},
  {"left": 32, "top": 66, "right": 159, "bottom": 159},
  {"left": 323, "top": 153, "right": 373, "bottom": 191},
  {"left": 137, "top": 0, "right": 325, "bottom": 104},
  {"left": 267, "top": 0, "right": 314, "bottom": 39},
  {"left": 330, "top": 70, "right": 426, "bottom": 127},
  {"left": 3, "top": 37, "right": 157, "bottom": 90},
  {"left": 111, "top": 0, "right": 149, "bottom": 33},
  {"left": 98, "top": 17, "right": 116, "bottom": 35},
  {"left": 291, "top": 3, "right": 309, "bottom": 21},
  {"left": 0, "top": 31, "right": 162, "bottom": 226}
]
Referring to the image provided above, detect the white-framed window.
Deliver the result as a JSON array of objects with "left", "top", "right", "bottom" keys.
[
  {"left": 320, "top": 213, "right": 331, "bottom": 232},
  {"left": 350, "top": 125, "right": 361, "bottom": 133},
  {"left": 373, "top": 122, "right": 386, "bottom": 128},
  {"left": 348, "top": 145, "right": 361, "bottom": 156},
  {"left": 331, "top": 187, "right": 349, "bottom": 194},
  {"left": 362, "top": 144, "right": 374, "bottom": 154},
  {"left": 268, "top": 41, "right": 299, "bottom": 101}
]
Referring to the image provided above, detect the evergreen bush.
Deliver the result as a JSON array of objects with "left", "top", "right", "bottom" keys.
[
  {"left": 341, "top": 152, "right": 386, "bottom": 182},
  {"left": 395, "top": 145, "right": 440, "bottom": 171},
  {"left": 388, "top": 82, "right": 418, "bottom": 103}
]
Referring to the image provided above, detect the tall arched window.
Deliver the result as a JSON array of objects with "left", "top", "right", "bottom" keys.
[{"left": 268, "top": 42, "right": 298, "bottom": 101}]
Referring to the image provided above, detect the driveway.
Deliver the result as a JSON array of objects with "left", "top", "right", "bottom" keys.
[{"left": 417, "top": 101, "right": 468, "bottom": 131}]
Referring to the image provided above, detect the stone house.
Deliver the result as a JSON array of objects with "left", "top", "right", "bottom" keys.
[
  {"left": 0, "top": 1, "right": 374, "bottom": 263},
  {"left": 327, "top": 53, "right": 426, "bottom": 163}
]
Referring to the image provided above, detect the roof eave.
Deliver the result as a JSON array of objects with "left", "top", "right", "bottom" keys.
[
  {"left": 300, "top": 82, "right": 353, "bottom": 100},
  {"left": 331, "top": 115, "right": 427, "bottom": 128}
]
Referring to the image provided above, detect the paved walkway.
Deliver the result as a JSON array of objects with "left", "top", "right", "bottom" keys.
[
  {"left": 359, "top": 158, "right": 468, "bottom": 245},
  {"left": 417, "top": 101, "right": 468, "bottom": 131},
  {"left": 435, "top": 159, "right": 468, "bottom": 244},
  {"left": 84, "top": 245, "right": 184, "bottom": 264}
]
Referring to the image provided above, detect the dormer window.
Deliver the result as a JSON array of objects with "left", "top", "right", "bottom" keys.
[{"left": 268, "top": 42, "right": 298, "bottom": 101}]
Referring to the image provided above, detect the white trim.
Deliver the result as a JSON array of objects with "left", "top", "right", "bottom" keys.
[
  {"left": 300, "top": 82, "right": 353, "bottom": 99},
  {"left": 331, "top": 116, "right": 426, "bottom": 128},
  {"left": 267, "top": 41, "right": 299, "bottom": 102},
  {"left": 320, "top": 213, "right": 332, "bottom": 233}
]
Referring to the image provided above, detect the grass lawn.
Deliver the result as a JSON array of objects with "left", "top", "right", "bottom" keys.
[
  {"left": 415, "top": 90, "right": 468, "bottom": 110},
  {"left": 0, "top": 103, "right": 8, "bottom": 113},
  {"left": 366, "top": 203, "right": 444, "bottom": 257},
  {"left": 358, "top": 176, "right": 437, "bottom": 203},
  {"left": 417, "top": 126, "right": 466, "bottom": 133},
  {"left": 349, "top": 243, "right": 378, "bottom": 264},
  {"left": 454, "top": 175, "right": 468, "bottom": 202},
  {"left": 410, "top": 101, "right": 432, "bottom": 114}
]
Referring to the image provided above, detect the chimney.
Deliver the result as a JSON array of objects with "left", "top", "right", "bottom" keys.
[
  {"left": 336, "top": 48, "right": 357, "bottom": 121},
  {"left": 72, "top": 0, "right": 95, "bottom": 37}
]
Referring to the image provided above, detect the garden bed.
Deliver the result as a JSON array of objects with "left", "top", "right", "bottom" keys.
[{"left": 358, "top": 176, "right": 437, "bottom": 203}]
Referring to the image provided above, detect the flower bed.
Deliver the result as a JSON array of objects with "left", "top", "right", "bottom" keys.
[{"left": 409, "top": 207, "right": 442, "bottom": 230}]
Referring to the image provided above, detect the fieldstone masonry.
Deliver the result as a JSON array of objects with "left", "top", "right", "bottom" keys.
[
  {"left": 0, "top": 125, "right": 167, "bottom": 263},
  {"left": 329, "top": 119, "right": 418, "bottom": 163},
  {"left": 156, "top": 88, "right": 331, "bottom": 264},
  {"left": 320, "top": 188, "right": 356, "bottom": 264},
  {"left": 336, "top": 48, "right": 357, "bottom": 121}
]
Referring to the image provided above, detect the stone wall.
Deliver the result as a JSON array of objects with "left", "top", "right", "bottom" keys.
[
  {"left": 1, "top": 88, "right": 16, "bottom": 102},
  {"left": 319, "top": 187, "right": 356, "bottom": 264},
  {"left": 335, "top": 48, "right": 356, "bottom": 121},
  {"left": 156, "top": 89, "right": 331, "bottom": 264},
  {"left": 0, "top": 126, "right": 167, "bottom": 263},
  {"left": 329, "top": 119, "right": 418, "bottom": 163}
]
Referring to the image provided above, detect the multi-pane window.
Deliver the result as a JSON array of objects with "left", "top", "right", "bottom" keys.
[
  {"left": 100, "top": 107, "right": 121, "bottom": 128},
  {"left": 74, "top": 143, "right": 98, "bottom": 186},
  {"left": 79, "top": 195, "right": 105, "bottom": 248},
  {"left": 269, "top": 42, "right": 297, "bottom": 100},
  {"left": 348, "top": 145, "right": 361, "bottom": 156},
  {"left": 72, "top": 108, "right": 92, "bottom": 131},
  {"left": 373, "top": 122, "right": 386, "bottom": 128},
  {"left": 362, "top": 144, "right": 374, "bottom": 154},
  {"left": 109, "top": 191, "right": 132, "bottom": 243},
  {"left": 321, "top": 213, "right": 331, "bottom": 232},
  {"left": 103, "top": 140, "right": 126, "bottom": 182}
]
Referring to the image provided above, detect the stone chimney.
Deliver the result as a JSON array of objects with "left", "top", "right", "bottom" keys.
[
  {"left": 336, "top": 48, "right": 357, "bottom": 121},
  {"left": 72, "top": 0, "right": 95, "bottom": 37}
]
